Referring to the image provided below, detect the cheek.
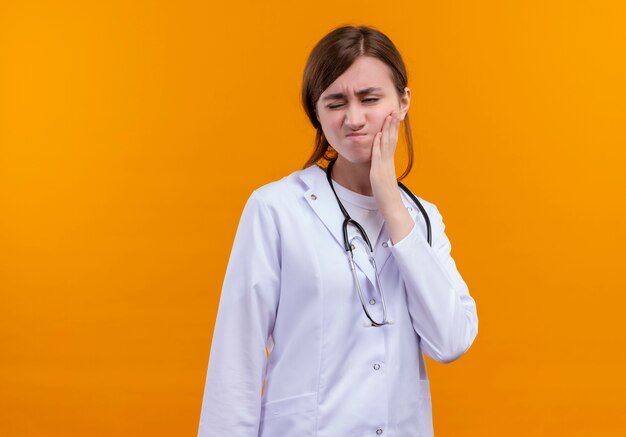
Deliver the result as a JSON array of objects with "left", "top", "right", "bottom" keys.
[
  {"left": 371, "top": 112, "right": 390, "bottom": 132},
  {"left": 372, "top": 104, "right": 398, "bottom": 130},
  {"left": 319, "top": 115, "right": 342, "bottom": 135}
]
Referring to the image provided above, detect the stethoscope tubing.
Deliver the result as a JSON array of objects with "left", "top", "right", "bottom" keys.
[
  {"left": 325, "top": 159, "right": 432, "bottom": 327},
  {"left": 325, "top": 159, "right": 432, "bottom": 249},
  {"left": 397, "top": 180, "right": 432, "bottom": 247}
]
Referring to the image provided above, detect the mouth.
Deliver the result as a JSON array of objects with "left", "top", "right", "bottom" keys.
[{"left": 346, "top": 133, "right": 368, "bottom": 138}]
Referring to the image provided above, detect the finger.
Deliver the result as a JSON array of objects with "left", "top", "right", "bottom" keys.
[
  {"left": 381, "top": 113, "right": 393, "bottom": 158},
  {"left": 371, "top": 132, "right": 382, "bottom": 163},
  {"left": 385, "top": 112, "right": 400, "bottom": 159},
  {"left": 389, "top": 112, "right": 399, "bottom": 151}
]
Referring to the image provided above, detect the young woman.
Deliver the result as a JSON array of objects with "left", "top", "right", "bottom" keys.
[{"left": 198, "top": 25, "right": 478, "bottom": 437}]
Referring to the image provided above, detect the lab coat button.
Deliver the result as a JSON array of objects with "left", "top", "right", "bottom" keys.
[
  {"left": 373, "top": 363, "right": 381, "bottom": 370},
  {"left": 382, "top": 242, "right": 388, "bottom": 248},
  {"left": 407, "top": 206, "right": 413, "bottom": 211},
  {"left": 310, "top": 194, "right": 317, "bottom": 200},
  {"left": 376, "top": 429, "right": 383, "bottom": 435},
  {"left": 369, "top": 299, "right": 376, "bottom": 305}
]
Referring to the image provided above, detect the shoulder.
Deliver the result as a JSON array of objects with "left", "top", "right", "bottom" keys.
[
  {"left": 397, "top": 187, "right": 446, "bottom": 243},
  {"left": 249, "top": 165, "right": 322, "bottom": 208},
  {"left": 398, "top": 184, "right": 442, "bottom": 221},
  {"left": 418, "top": 197, "right": 443, "bottom": 222},
  {"left": 237, "top": 166, "right": 322, "bottom": 230}
]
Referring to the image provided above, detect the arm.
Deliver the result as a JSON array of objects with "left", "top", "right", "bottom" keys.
[
  {"left": 388, "top": 203, "right": 478, "bottom": 363},
  {"left": 198, "top": 192, "right": 281, "bottom": 436},
  {"left": 370, "top": 111, "right": 477, "bottom": 363}
]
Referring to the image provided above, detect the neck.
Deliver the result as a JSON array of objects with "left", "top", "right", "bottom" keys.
[{"left": 331, "top": 157, "right": 373, "bottom": 196}]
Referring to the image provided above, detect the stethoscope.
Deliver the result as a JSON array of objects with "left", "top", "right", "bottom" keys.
[{"left": 326, "top": 158, "right": 432, "bottom": 327}]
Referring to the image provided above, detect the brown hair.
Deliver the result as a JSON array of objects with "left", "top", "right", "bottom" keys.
[{"left": 301, "top": 25, "right": 414, "bottom": 180}]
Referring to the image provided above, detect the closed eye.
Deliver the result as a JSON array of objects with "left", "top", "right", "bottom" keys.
[{"left": 327, "top": 98, "right": 379, "bottom": 109}]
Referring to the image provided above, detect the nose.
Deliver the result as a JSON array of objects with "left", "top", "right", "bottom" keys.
[{"left": 344, "top": 104, "right": 366, "bottom": 130}]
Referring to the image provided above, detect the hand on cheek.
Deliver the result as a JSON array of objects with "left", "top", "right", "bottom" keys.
[
  {"left": 370, "top": 111, "right": 400, "bottom": 195},
  {"left": 370, "top": 110, "right": 415, "bottom": 244}
]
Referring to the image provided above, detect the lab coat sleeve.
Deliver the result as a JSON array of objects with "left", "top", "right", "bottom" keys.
[
  {"left": 389, "top": 202, "right": 478, "bottom": 363},
  {"left": 198, "top": 191, "right": 281, "bottom": 436}
]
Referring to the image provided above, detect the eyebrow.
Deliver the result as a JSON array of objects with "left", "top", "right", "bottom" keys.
[{"left": 321, "top": 87, "right": 383, "bottom": 101}]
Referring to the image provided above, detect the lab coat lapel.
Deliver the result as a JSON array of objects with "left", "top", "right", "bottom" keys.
[
  {"left": 299, "top": 166, "right": 378, "bottom": 288},
  {"left": 300, "top": 166, "right": 347, "bottom": 253}
]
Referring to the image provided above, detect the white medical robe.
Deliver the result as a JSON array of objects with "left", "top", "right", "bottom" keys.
[{"left": 198, "top": 164, "right": 478, "bottom": 436}]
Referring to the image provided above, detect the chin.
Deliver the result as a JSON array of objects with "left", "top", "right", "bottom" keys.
[
  {"left": 338, "top": 145, "right": 373, "bottom": 161},
  {"left": 338, "top": 153, "right": 372, "bottom": 166}
]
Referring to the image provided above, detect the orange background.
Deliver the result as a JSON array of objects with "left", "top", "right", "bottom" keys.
[{"left": 1, "top": 1, "right": 625, "bottom": 436}]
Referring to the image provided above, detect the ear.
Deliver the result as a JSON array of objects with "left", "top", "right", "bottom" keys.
[{"left": 399, "top": 87, "right": 411, "bottom": 120}]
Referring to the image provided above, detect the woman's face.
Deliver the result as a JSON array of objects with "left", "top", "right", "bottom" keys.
[{"left": 315, "top": 56, "right": 410, "bottom": 166}]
